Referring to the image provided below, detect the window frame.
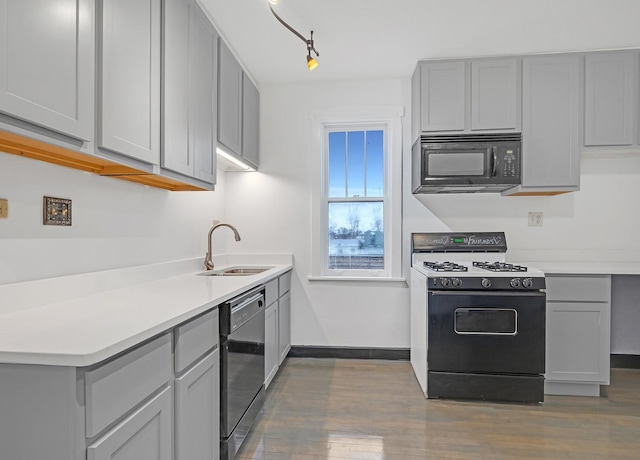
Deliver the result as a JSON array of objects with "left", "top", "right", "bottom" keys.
[{"left": 310, "top": 106, "right": 404, "bottom": 281}]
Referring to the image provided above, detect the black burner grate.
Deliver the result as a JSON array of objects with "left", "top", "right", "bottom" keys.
[
  {"left": 473, "top": 261, "right": 528, "bottom": 272},
  {"left": 423, "top": 261, "right": 469, "bottom": 272}
]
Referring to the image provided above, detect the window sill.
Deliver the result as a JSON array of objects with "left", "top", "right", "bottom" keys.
[{"left": 308, "top": 276, "right": 407, "bottom": 284}]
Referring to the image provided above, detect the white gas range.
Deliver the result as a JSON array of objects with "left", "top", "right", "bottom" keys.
[{"left": 410, "top": 232, "right": 547, "bottom": 404}]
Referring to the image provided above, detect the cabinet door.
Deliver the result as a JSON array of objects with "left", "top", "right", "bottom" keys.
[
  {"left": 546, "top": 301, "right": 610, "bottom": 384},
  {"left": 242, "top": 74, "right": 259, "bottom": 168},
  {"left": 265, "top": 302, "right": 278, "bottom": 388},
  {"left": 87, "top": 385, "right": 172, "bottom": 460},
  {"left": 162, "top": 0, "right": 217, "bottom": 183},
  {"left": 278, "top": 291, "right": 291, "bottom": 365},
  {"left": 98, "top": 0, "right": 160, "bottom": 164},
  {"left": 190, "top": 1, "right": 217, "bottom": 183},
  {"left": 471, "top": 59, "right": 518, "bottom": 130},
  {"left": 162, "top": 0, "right": 190, "bottom": 175},
  {"left": 217, "top": 40, "right": 243, "bottom": 156},
  {"left": 175, "top": 349, "right": 219, "bottom": 460},
  {"left": 0, "top": 0, "right": 92, "bottom": 140},
  {"left": 584, "top": 52, "right": 637, "bottom": 147},
  {"left": 419, "top": 61, "right": 465, "bottom": 132},
  {"left": 522, "top": 55, "right": 580, "bottom": 188}
]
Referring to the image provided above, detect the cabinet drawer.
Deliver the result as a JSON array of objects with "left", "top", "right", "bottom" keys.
[
  {"left": 174, "top": 308, "right": 219, "bottom": 374},
  {"left": 265, "top": 279, "right": 278, "bottom": 307},
  {"left": 279, "top": 270, "right": 292, "bottom": 297},
  {"left": 546, "top": 275, "right": 611, "bottom": 302},
  {"left": 85, "top": 333, "right": 172, "bottom": 438}
]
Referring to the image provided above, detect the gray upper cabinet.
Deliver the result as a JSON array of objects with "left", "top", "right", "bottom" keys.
[
  {"left": 514, "top": 55, "right": 580, "bottom": 194},
  {"left": 584, "top": 52, "right": 638, "bottom": 148},
  {"left": 162, "top": 0, "right": 217, "bottom": 185},
  {"left": 415, "top": 61, "right": 466, "bottom": 134},
  {"left": 471, "top": 59, "right": 519, "bottom": 131},
  {"left": 0, "top": 0, "right": 92, "bottom": 141},
  {"left": 412, "top": 58, "right": 520, "bottom": 141},
  {"left": 242, "top": 74, "right": 260, "bottom": 168},
  {"left": 217, "top": 39, "right": 260, "bottom": 169},
  {"left": 97, "top": 0, "right": 161, "bottom": 164},
  {"left": 217, "top": 40, "right": 243, "bottom": 156}
]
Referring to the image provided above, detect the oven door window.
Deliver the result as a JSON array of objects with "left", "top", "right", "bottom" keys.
[
  {"left": 454, "top": 308, "right": 517, "bottom": 335},
  {"left": 426, "top": 151, "right": 486, "bottom": 176}
]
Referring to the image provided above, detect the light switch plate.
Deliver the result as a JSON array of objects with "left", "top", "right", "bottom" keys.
[
  {"left": 43, "top": 196, "right": 72, "bottom": 226},
  {"left": 0, "top": 199, "right": 7, "bottom": 218}
]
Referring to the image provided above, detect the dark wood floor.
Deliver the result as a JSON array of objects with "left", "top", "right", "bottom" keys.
[{"left": 237, "top": 358, "right": 640, "bottom": 459}]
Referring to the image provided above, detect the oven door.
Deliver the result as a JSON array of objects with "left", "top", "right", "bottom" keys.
[{"left": 428, "top": 290, "right": 545, "bottom": 375}]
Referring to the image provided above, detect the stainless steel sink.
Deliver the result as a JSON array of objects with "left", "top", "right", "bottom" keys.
[{"left": 198, "top": 266, "right": 272, "bottom": 277}]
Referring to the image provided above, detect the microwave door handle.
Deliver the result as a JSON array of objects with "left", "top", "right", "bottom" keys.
[{"left": 491, "top": 147, "right": 498, "bottom": 177}]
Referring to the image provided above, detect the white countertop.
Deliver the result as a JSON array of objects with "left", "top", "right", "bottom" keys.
[
  {"left": 0, "top": 255, "right": 292, "bottom": 367},
  {"left": 514, "top": 261, "right": 640, "bottom": 276}
]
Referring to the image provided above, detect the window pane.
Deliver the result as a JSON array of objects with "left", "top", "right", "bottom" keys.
[
  {"left": 347, "top": 131, "right": 365, "bottom": 197},
  {"left": 328, "top": 132, "right": 346, "bottom": 197},
  {"left": 366, "top": 130, "right": 384, "bottom": 197},
  {"left": 328, "top": 201, "right": 384, "bottom": 270}
]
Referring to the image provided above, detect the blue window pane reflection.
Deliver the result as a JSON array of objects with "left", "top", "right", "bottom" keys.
[
  {"left": 347, "top": 131, "right": 365, "bottom": 197},
  {"left": 366, "top": 130, "right": 384, "bottom": 197},
  {"left": 328, "top": 132, "right": 346, "bottom": 197}
]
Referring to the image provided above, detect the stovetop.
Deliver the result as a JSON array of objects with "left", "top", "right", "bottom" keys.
[{"left": 411, "top": 232, "right": 545, "bottom": 289}]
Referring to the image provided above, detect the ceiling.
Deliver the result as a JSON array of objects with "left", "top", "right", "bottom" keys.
[{"left": 200, "top": 0, "right": 640, "bottom": 84}]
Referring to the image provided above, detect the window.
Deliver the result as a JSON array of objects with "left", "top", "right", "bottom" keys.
[{"left": 310, "top": 107, "right": 403, "bottom": 280}]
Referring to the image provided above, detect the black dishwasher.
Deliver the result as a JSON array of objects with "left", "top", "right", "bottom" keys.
[{"left": 219, "top": 285, "right": 265, "bottom": 460}]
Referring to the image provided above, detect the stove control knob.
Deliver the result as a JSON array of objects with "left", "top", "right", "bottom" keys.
[
  {"left": 481, "top": 278, "right": 491, "bottom": 288},
  {"left": 452, "top": 278, "right": 462, "bottom": 287},
  {"left": 510, "top": 278, "right": 521, "bottom": 288},
  {"left": 522, "top": 278, "right": 534, "bottom": 288},
  {"left": 440, "top": 278, "right": 450, "bottom": 287}
]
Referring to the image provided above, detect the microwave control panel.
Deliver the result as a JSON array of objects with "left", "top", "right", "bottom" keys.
[{"left": 499, "top": 148, "right": 519, "bottom": 178}]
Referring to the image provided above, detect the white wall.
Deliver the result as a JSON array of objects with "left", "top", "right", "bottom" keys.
[
  {"left": 0, "top": 152, "right": 228, "bottom": 284},
  {"left": 225, "top": 79, "right": 412, "bottom": 348},
  {"left": 226, "top": 76, "right": 640, "bottom": 350}
]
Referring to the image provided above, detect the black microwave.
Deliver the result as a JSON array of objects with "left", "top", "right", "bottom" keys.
[{"left": 412, "top": 133, "right": 521, "bottom": 194}]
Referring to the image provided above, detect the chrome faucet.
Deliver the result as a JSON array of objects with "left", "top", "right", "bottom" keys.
[{"left": 204, "top": 223, "right": 241, "bottom": 270}]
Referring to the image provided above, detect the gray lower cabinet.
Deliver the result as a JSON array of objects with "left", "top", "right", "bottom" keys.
[
  {"left": 584, "top": 51, "right": 639, "bottom": 149},
  {"left": 278, "top": 271, "right": 292, "bottom": 364},
  {"left": 162, "top": 0, "right": 217, "bottom": 186},
  {"left": 175, "top": 349, "right": 220, "bottom": 460},
  {"left": 0, "top": 0, "right": 92, "bottom": 141},
  {"left": 217, "top": 39, "right": 260, "bottom": 169},
  {"left": 545, "top": 274, "right": 611, "bottom": 397},
  {"left": 0, "top": 308, "right": 220, "bottom": 459},
  {"left": 87, "top": 386, "right": 173, "bottom": 460},
  {"left": 97, "top": 0, "right": 161, "bottom": 165},
  {"left": 508, "top": 55, "right": 581, "bottom": 195},
  {"left": 265, "top": 299, "right": 279, "bottom": 388},
  {"left": 264, "top": 271, "right": 292, "bottom": 387},
  {"left": 278, "top": 290, "right": 291, "bottom": 365}
]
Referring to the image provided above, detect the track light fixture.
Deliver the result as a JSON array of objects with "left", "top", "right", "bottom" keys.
[{"left": 268, "top": 2, "right": 319, "bottom": 71}]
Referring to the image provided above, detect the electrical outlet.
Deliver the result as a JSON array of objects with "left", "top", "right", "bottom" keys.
[
  {"left": 0, "top": 198, "right": 8, "bottom": 218},
  {"left": 528, "top": 212, "right": 543, "bottom": 227}
]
